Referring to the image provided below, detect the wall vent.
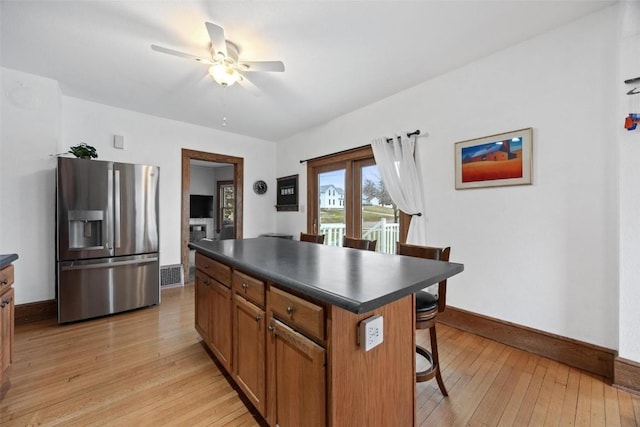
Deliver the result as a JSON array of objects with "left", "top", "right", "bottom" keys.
[{"left": 160, "top": 264, "right": 184, "bottom": 288}]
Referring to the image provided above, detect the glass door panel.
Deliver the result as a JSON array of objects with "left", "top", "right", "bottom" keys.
[
  {"left": 359, "top": 163, "right": 399, "bottom": 254},
  {"left": 318, "top": 169, "right": 346, "bottom": 247},
  {"left": 217, "top": 180, "right": 235, "bottom": 238}
]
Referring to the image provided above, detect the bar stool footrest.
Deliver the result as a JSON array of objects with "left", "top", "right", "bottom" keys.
[{"left": 416, "top": 345, "right": 437, "bottom": 383}]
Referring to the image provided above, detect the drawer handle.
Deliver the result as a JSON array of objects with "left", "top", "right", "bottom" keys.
[
  {"left": 255, "top": 315, "right": 261, "bottom": 322},
  {"left": 286, "top": 305, "right": 294, "bottom": 315},
  {"left": 0, "top": 279, "right": 7, "bottom": 285},
  {"left": 242, "top": 283, "right": 249, "bottom": 290},
  {"left": 0, "top": 298, "right": 9, "bottom": 308}
]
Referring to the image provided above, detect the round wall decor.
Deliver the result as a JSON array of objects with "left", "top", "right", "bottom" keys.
[{"left": 253, "top": 180, "right": 268, "bottom": 195}]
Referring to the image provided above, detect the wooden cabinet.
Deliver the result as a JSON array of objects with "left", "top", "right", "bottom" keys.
[
  {"left": 193, "top": 251, "right": 413, "bottom": 426},
  {"left": 194, "top": 270, "right": 211, "bottom": 340},
  {"left": 269, "top": 286, "right": 324, "bottom": 342},
  {"left": 232, "top": 269, "right": 267, "bottom": 416},
  {"left": 209, "top": 279, "right": 232, "bottom": 371},
  {"left": 0, "top": 264, "right": 15, "bottom": 388},
  {"left": 233, "top": 294, "right": 266, "bottom": 415},
  {"left": 232, "top": 270, "right": 265, "bottom": 307},
  {"left": 195, "top": 252, "right": 231, "bottom": 286},
  {"left": 268, "top": 318, "right": 326, "bottom": 427},
  {"left": 194, "top": 256, "right": 232, "bottom": 372},
  {"left": 194, "top": 255, "right": 328, "bottom": 426},
  {"left": 267, "top": 286, "right": 326, "bottom": 427}
]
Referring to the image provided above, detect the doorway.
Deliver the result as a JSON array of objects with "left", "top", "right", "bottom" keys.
[{"left": 181, "top": 149, "right": 244, "bottom": 282}]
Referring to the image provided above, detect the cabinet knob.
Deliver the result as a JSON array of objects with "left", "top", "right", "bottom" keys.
[
  {"left": 267, "top": 325, "right": 274, "bottom": 332},
  {"left": 0, "top": 279, "right": 7, "bottom": 285},
  {"left": 242, "top": 283, "right": 249, "bottom": 290},
  {"left": 255, "top": 315, "right": 261, "bottom": 322},
  {"left": 286, "top": 305, "right": 294, "bottom": 315}
]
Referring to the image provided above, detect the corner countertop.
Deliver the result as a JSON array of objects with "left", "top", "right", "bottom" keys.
[
  {"left": 0, "top": 254, "right": 19, "bottom": 269},
  {"left": 189, "top": 238, "right": 463, "bottom": 314}
]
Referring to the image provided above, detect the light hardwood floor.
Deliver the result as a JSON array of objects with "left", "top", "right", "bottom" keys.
[{"left": 1, "top": 285, "right": 639, "bottom": 426}]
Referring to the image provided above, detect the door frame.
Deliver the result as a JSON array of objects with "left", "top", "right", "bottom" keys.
[
  {"left": 181, "top": 149, "right": 244, "bottom": 278},
  {"left": 306, "top": 145, "right": 409, "bottom": 244}
]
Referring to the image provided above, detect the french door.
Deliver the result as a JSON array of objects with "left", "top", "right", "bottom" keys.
[{"left": 307, "top": 146, "right": 405, "bottom": 253}]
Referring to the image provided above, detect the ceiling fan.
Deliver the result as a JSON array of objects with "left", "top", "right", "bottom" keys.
[{"left": 151, "top": 22, "right": 284, "bottom": 94}]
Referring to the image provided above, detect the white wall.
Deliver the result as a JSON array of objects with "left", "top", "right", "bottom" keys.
[
  {"left": 189, "top": 165, "right": 216, "bottom": 196},
  {"left": 0, "top": 68, "right": 277, "bottom": 304},
  {"left": 214, "top": 165, "right": 234, "bottom": 182},
  {"left": 618, "top": 1, "right": 640, "bottom": 362},
  {"left": 276, "top": 7, "right": 619, "bottom": 349},
  {"left": 1, "top": 69, "right": 61, "bottom": 303}
]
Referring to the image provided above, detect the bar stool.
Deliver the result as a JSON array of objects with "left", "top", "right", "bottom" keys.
[
  {"left": 300, "top": 232, "right": 325, "bottom": 244},
  {"left": 343, "top": 236, "right": 376, "bottom": 251},
  {"left": 397, "top": 242, "right": 450, "bottom": 396}
]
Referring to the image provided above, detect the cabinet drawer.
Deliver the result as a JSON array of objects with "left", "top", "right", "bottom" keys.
[
  {"left": 270, "top": 287, "right": 324, "bottom": 342},
  {"left": 233, "top": 271, "right": 265, "bottom": 308},
  {"left": 0, "top": 264, "right": 14, "bottom": 296},
  {"left": 195, "top": 253, "right": 231, "bottom": 287}
]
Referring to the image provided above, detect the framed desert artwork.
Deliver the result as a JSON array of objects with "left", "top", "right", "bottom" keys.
[{"left": 454, "top": 128, "right": 533, "bottom": 190}]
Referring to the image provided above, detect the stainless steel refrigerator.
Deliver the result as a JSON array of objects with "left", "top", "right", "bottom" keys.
[{"left": 56, "top": 157, "right": 160, "bottom": 323}]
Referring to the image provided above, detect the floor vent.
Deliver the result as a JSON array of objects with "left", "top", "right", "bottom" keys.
[{"left": 160, "top": 264, "right": 184, "bottom": 288}]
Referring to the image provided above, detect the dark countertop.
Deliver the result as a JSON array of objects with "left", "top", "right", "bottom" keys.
[
  {"left": 189, "top": 238, "right": 463, "bottom": 314},
  {"left": 0, "top": 254, "right": 18, "bottom": 269}
]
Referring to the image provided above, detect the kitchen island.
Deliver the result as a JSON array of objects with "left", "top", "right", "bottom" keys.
[
  {"left": 189, "top": 238, "right": 463, "bottom": 427},
  {"left": 0, "top": 253, "right": 17, "bottom": 397}
]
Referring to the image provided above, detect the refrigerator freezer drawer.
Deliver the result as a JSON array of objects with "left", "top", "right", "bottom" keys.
[{"left": 57, "top": 254, "right": 159, "bottom": 323}]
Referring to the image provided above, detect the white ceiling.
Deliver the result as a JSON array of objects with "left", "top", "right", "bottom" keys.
[{"left": 1, "top": 1, "right": 615, "bottom": 142}]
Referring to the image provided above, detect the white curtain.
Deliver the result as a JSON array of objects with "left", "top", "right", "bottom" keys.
[{"left": 371, "top": 135, "right": 427, "bottom": 245}]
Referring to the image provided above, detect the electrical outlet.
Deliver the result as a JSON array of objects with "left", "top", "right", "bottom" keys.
[{"left": 358, "top": 315, "right": 383, "bottom": 351}]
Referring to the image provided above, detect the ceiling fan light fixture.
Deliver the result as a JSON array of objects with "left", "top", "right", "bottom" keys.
[{"left": 209, "top": 64, "right": 240, "bottom": 86}]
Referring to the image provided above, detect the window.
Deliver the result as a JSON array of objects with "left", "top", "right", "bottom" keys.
[
  {"left": 216, "top": 180, "right": 234, "bottom": 232},
  {"left": 307, "top": 146, "right": 407, "bottom": 253}
]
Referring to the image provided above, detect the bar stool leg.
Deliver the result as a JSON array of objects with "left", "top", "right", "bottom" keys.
[{"left": 430, "top": 324, "right": 448, "bottom": 396}]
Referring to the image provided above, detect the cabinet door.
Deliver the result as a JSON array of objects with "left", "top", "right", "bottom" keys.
[
  {"left": 194, "top": 271, "right": 210, "bottom": 340},
  {"left": 233, "top": 295, "right": 266, "bottom": 415},
  {"left": 0, "top": 287, "right": 14, "bottom": 382},
  {"left": 210, "top": 280, "right": 232, "bottom": 372},
  {"left": 270, "top": 318, "right": 326, "bottom": 427}
]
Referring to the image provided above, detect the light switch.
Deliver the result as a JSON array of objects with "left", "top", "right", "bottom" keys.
[{"left": 114, "top": 135, "right": 124, "bottom": 149}]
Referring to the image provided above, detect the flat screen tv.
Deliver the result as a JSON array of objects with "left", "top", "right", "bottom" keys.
[{"left": 190, "top": 195, "right": 214, "bottom": 218}]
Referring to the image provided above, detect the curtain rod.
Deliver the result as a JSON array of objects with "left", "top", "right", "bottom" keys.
[
  {"left": 299, "top": 129, "right": 422, "bottom": 164},
  {"left": 386, "top": 129, "right": 421, "bottom": 143}
]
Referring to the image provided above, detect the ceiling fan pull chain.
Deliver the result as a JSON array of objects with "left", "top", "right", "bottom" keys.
[{"left": 222, "top": 86, "right": 228, "bottom": 127}]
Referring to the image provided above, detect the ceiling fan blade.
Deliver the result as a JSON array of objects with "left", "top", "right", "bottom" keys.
[
  {"left": 238, "top": 61, "right": 285, "bottom": 72},
  {"left": 236, "top": 73, "right": 261, "bottom": 97},
  {"left": 151, "top": 45, "right": 214, "bottom": 65},
  {"left": 205, "top": 22, "right": 227, "bottom": 58}
]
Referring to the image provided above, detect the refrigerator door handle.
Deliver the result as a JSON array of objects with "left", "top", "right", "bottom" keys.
[
  {"left": 60, "top": 257, "right": 158, "bottom": 271},
  {"left": 114, "top": 169, "right": 121, "bottom": 249}
]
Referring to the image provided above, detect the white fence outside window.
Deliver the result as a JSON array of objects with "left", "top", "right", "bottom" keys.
[{"left": 319, "top": 219, "right": 399, "bottom": 254}]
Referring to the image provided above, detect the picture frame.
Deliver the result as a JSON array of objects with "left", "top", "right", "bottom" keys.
[
  {"left": 455, "top": 127, "right": 533, "bottom": 190},
  {"left": 275, "top": 174, "right": 299, "bottom": 211}
]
